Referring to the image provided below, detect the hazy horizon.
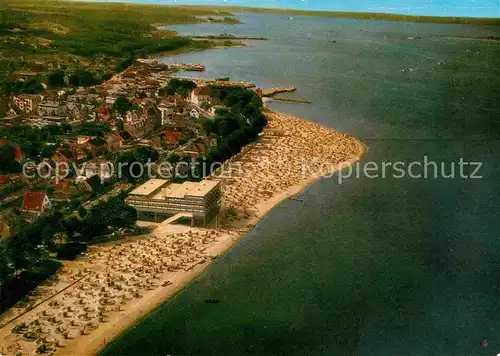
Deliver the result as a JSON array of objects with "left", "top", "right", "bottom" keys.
[{"left": 83, "top": 0, "right": 500, "bottom": 18}]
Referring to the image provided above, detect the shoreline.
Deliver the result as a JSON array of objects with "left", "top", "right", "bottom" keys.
[
  {"left": 0, "top": 110, "right": 365, "bottom": 355},
  {"left": 81, "top": 110, "right": 366, "bottom": 355}
]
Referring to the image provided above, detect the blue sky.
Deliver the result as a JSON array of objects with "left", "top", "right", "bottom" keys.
[{"left": 96, "top": 0, "right": 500, "bottom": 17}]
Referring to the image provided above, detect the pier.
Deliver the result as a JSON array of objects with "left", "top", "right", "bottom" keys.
[
  {"left": 168, "top": 63, "right": 205, "bottom": 72},
  {"left": 272, "top": 97, "right": 312, "bottom": 104},
  {"left": 190, "top": 35, "right": 268, "bottom": 41},
  {"left": 174, "top": 77, "right": 256, "bottom": 88},
  {"left": 262, "top": 86, "right": 297, "bottom": 97}
]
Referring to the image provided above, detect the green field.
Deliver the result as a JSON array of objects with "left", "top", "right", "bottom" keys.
[{"left": 0, "top": 0, "right": 237, "bottom": 82}]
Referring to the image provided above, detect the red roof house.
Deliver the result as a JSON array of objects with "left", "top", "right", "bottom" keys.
[
  {"left": 94, "top": 107, "right": 111, "bottom": 121},
  {"left": 162, "top": 131, "right": 181, "bottom": 144},
  {"left": 192, "top": 86, "right": 211, "bottom": 96},
  {"left": 0, "top": 175, "right": 11, "bottom": 185},
  {"left": 20, "top": 191, "right": 52, "bottom": 215},
  {"left": 0, "top": 138, "right": 22, "bottom": 162},
  {"left": 181, "top": 139, "right": 211, "bottom": 159},
  {"left": 189, "top": 86, "right": 211, "bottom": 106}
]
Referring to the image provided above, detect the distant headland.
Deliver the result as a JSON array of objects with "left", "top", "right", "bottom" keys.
[{"left": 177, "top": 5, "right": 500, "bottom": 25}]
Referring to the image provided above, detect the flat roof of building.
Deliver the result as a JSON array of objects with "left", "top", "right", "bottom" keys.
[
  {"left": 167, "top": 182, "right": 199, "bottom": 199},
  {"left": 187, "top": 180, "right": 220, "bottom": 198},
  {"left": 149, "top": 183, "right": 180, "bottom": 200},
  {"left": 163, "top": 180, "right": 220, "bottom": 199},
  {"left": 129, "top": 179, "right": 220, "bottom": 199},
  {"left": 129, "top": 179, "right": 169, "bottom": 196}
]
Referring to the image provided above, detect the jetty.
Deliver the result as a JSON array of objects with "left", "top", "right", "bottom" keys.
[
  {"left": 191, "top": 35, "right": 268, "bottom": 41},
  {"left": 174, "top": 76, "right": 256, "bottom": 89},
  {"left": 168, "top": 63, "right": 205, "bottom": 72},
  {"left": 273, "top": 97, "right": 312, "bottom": 104},
  {"left": 262, "top": 86, "right": 297, "bottom": 97}
]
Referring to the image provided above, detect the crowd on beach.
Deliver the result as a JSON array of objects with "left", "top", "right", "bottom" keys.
[
  {"left": 0, "top": 110, "right": 363, "bottom": 355},
  {"left": 0, "top": 228, "right": 237, "bottom": 355},
  {"left": 216, "top": 110, "right": 363, "bottom": 227}
]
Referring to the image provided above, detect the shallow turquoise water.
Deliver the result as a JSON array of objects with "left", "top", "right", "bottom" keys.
[{"left": 104, "top": 14, "right": 500, "bottom": 355}]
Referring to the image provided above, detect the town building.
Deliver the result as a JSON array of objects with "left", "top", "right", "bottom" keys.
[
  {"left": 20, "top": 191, "right": 52, "bottom": 215},
  {"left": 82, "top": 160, "right": 114, "bottom": 182},
  {"left": 158, "top": 131, "right": 181, "bottom": 149},
  {"left": 105, "top": 132, "right": 123, "bottom": 151},
  {"left": 0, "top": 114, "right": 22, "bottom": 127},
  {"left": 50, "top": 179, "right": 79, "bottom": 201},
  {"left": 180, "top": 138, "right": 215, "bottom": 159},
  {"left": 12, "top": 94, "right": 43, "bottom": 115},
  {"left": 77, "top": 136, "right": 93, "bottom": 145},
  {"left": 105, "top": 95, "right": 119, "bottom": 106},
  {"left": 124, "top": 120, "right": 147, "bottom": 139},
  {"left": 157, "top": 101, "right": 175, "bottom": 125},
  {"left": 189, "top": 86, "right": 211, "bottom": 106},
  {"left": 94, "top": 107, "right": 111, "bottom": 121},
  {"left": 51, "top": 148, "right": 73, "bottom": 175},
  {"left": 189, "top": 109, "right": 200, "bottom": 120},
  {"left": 38, "top": 101, "right": 65, "bottom": 117},
  {"left": 125, "top": 179, "right": 222, "bottom": 226},
  {"left": 171, "top": 113, "right": 187, "bottom": 128}
]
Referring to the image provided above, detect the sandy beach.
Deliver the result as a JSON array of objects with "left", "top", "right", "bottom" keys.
[{"left": 0, "top": 110, "right": 365, "bottom": 355}]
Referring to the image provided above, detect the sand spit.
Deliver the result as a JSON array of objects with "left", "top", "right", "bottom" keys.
[
  {"left": 213, "top": 110, "right": 365, "bottom": 229},
  {"left": 0, "top": 111, "right": 364, "bottom": 355}
]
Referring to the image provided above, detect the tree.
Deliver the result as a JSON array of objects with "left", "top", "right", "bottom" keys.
[
  {"left": 116, "top": 151, "right": 138, "bottom": 180},
  {"left": 117, "top": 190, "right": 128, "bottom": 200},
  {"left": 160, "top": 78, "right": 197, "bottom": 97},
  {"left": 212, "top": 113, "right": 243, "bottom": 138},
  {"left": 78, "top": 206, "right": 87, "bottom": 218},
  {"left": 7, "top": 231, "right": 42, "bottom": 270},
  {"left": 134, "top": 146, "right": 159, "bottom": 163},
  {"left": 115, "top": 57, "right": 135, "bottom": 73},
  {"left": 226, "top": 131, "right": 243, "bottom": 154},
  {"left": 63, "top": 216, "right": 83, "bottom": 241},
  {"left": 2, "top": 78, "right": 43, "bottom": 95},
  {"left": 116, "top": 146, "right": 159, "bottom": 181},
  {"left": 81, "top": 198, "right": 137, "bottom": 239},
  {"left": 0, "top": 245, "right": 14, "bottom": 286},
  {"left": 101, "top": 72, "right": 113, "bottom": 81},
  {"left": 68, "top": 69, "right": 99, "bottom": 87},
  {"left": 47, "top": 70, "right": 66, "bottom": 88},
  {"left": 0, "top": 144, "right": 21, "bottom": 174},
  {"left": 201, "top": 118, "right": 216, "bottom": 135},
  {"left": 87, "top": 174, "right": 104, "bottom": 195},
  {"left": 167, "top": 153, "right": 180, "bottom": 165},
  {"left": 73, "top": 122, "right": 111, "bottom": 136},
  {"left": 40, "top": 145, "right": 57, "bottom": 158},
  {"left": 115, "top": 118, "right": 124, "bottom": 132},
  {"left": 41, "top": 224, "right": 57, "bottom": 251},
  {"left": 112, "top": 96, "right": 132, "bottom": 116},
  {"left": 175, "top": 86, "right": 190, "bottom": 97}
]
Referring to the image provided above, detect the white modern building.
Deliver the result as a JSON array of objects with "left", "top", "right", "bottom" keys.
[{"left": 125, "top": 179, "right": 222, "bottom": 225}]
